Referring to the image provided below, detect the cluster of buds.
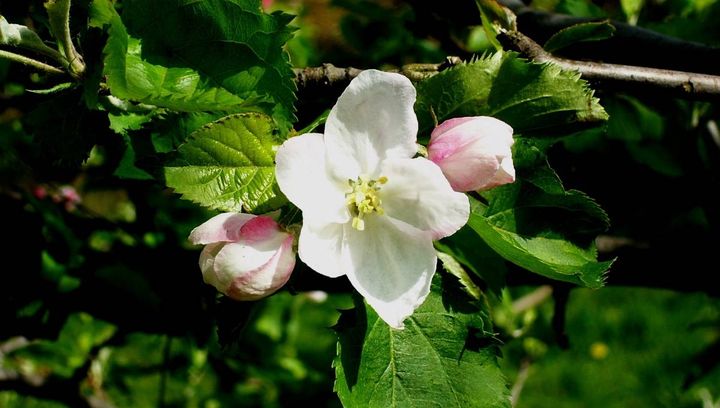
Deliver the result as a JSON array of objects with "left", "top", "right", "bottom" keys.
[{"left": 33, "top": 184, "right": 82, "bottom": 212}]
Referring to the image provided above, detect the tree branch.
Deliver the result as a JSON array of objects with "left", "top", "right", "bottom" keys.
[
  {"left": 499, "top": 30, "right": 720, "bottom": 100},
  {"left": 293, "top": 58, "right": 462, "bottom": 90},
  {"left": 500, "top": 0, "right": 720, "bottom": 75}
]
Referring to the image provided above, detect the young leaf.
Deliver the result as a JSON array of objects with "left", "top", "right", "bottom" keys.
[
  {"left": 89, "top": 0, "right": 297, "bottom": 133},
  {"left": 467, "top": 139, "right": 613, "bottom": 288},
  {"left": 164, "top": 113, "right": 287, "bottom": 213},
  {"left": 544, "top": 21, "right": 616, "bottom": 53},
  {"left": 415, "top": 51, "right": 608, "bottom": 136},
  {"left": 436, "top": 226, "right": 508, "bottom": 295},
  {"left": 0, "top": 16, "right": 64, "bottom": 62},
  {"left": 44, "top": 0, "right": 85, "bottom": 77},
  {"left": 334, "top": 274, "right": 510, "bottom": 408}
]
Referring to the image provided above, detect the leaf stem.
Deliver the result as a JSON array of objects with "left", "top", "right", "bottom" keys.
[
  {"left": 44, "top": 0, "right": 85, "bottom": 79},
  {"left": 0, "top": 49, "right": 65, "bottom": 75}
]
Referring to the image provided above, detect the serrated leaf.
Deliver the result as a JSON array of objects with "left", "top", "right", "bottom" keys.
[
  {"left": 334, "top": 274, "right": 509, "bottom": 408},
  {"left": 436, "top": 226, "right": 508, "bottom": 295},
  {"left": 544, "top": 21, "right": 616, "bottom": 53},
  {"left": 467, "top": 139, "right": 613, "bottom": 288},
  {"left": 436, "top": 251, "right": 483, "bottom": 300},
  {"left": 89, "top": 0, "right": 296, "bottom": 133},
  {"left": 415, "top": 51, "right": 607, "bottom": 137},
  {"left": 164, "top": 113, "right": 286, "bottom": 213}
]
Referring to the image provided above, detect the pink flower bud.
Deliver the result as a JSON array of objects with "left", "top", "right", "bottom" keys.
[
  {"left": 33, "top": 185, "right": 48, "bottom": 199},
  {"left": 428, "top": 116, "right": 515, "bottom": 192},
  {"left": 189, "top": 213, "right": 296, "bottom": 301},
  {"left": 59, "top": 185, "right": 81, "bottom": 204}
]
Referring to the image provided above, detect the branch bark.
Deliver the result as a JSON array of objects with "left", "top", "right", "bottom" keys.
[
  {"left": 499, "top": 30, "right": 720, "bottom": 101},
  {"left": 500, "top": 0, "right": 720, "bottom": 75},
  {"left": 293, "top": 58, "right": 462, "bottom": 90}
]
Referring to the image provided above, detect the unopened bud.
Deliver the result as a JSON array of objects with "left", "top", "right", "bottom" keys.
[
  {"left": 189, "top": 213, "right": 296, "bottom": 301},
  {"left": 428, "top": 116, "right": 515, "bottom": 192}
]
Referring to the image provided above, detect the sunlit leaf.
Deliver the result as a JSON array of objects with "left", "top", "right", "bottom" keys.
[
  {"left": 89, "top": 0, "right": 297, "bottom": 132},
  {"left": 334, "top": 274, "right": 509, "bottom": 408},
  {"left": 415, "top": 51, "right": 608, "bottom": 137},
  {"left": 164, "top": 113, "right": 286, "bottom": 212},
  {"left": 544, "top": 21, "right": 616, "bottom": 53}
]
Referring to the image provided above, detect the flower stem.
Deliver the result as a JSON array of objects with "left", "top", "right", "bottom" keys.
[
  {"left": 44, "top": 0, "right": 85, "bottom": 79},
  {"left": 0, "top": 49, "right": 65, "bottom": 75}
]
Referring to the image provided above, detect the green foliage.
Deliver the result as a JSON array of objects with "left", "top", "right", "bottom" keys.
[
  {"left": 436, "top": 226, "right": 508, "bottom": 295},
  {"left": 502, "top": 288, "right": 720, "bottom": 408},
  {"left": 334, "top": 273, "right": 510, "bottom": 408},
  {"left": 10, "top": 313, "right": 116, "bottom": 378},
  {"left": 165, "top": 113, "right": 287, "bottom": 212},
  {"left": 468, "top": 140, "right": 612, "bottom": 288},
  {"left": 544, "top": 21, "right": 616, "bottom": 53},
  {"left": 415, "top": 52, "right": 608, "bottom": 136},
  {"left": 89, "top": 0, "right": 297, "bottom": 132}
]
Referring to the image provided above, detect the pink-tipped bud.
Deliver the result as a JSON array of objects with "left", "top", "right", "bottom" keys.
[
  {"left": 428, "top": 116, "right": 515, "bottom": 192},
  {"left": 189, "top": 213, "right": 296, "bottom": 301}
]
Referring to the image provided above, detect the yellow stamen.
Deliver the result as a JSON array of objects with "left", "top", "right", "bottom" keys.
[{"left": 346, "top": 175, "right": 388, "bottom": 231}]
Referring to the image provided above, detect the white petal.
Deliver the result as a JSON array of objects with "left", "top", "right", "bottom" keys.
[
  {"left": 275, "top": 133, "right": 349, "bottom": 223},
  {"left": 344, "top": 216, "right": 436, "bottom": 329},
  {"left": 324, "top": 70, "right": 418, "bottom": 178},
  {"left": 430, "top": 116, "right": 513, "bottom": 158},
  {"left": 226, "top": 234, "right": 296, "bottom": 301},
  {"left": 189, "top": 212, "right": 255, "bottom": 244},
  {"left": 380, "top": 158, "right": 470, "bottom": 240},
  {"left": 298, "top": 221, "right": 346, "bottom": 278},
  {"left": 199, "top": 242, "right": 228, "bottom": 289},
  {"left": 482, "top": 156, "right": 516, "bottom": 190},
  {"left": 214, "top": 239, "right": 279, "bottom": 281}
]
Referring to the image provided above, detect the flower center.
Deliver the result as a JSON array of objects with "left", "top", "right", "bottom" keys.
[{"left": 345, "top": 176, "right": 388, "bottom": 231}]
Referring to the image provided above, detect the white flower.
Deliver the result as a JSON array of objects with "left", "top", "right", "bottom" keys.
[
  {"left": 189, "top": 212, "right": 296, "bottom": 301},
  {"left": 428, "top": 116, "right": 515, "bottom": 192},
  {"left": 275, "top": 70, "right": 469, "bottom": 328}
]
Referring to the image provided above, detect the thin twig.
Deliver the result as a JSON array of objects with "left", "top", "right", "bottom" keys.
[
  {"left": 512, "top": 285, "right": 553, "bottom": 314},
  {"left": 500, "top": 0, "right": 720, "bottom": 75},
  {"left": 0, "top": 49, "right": 65, "bottom": 75},
  {"left": 45, "top": 0, "right": 85, "bottom": 78},
  {"left": 510, "top": 360, "right": 531, "bottom": 407},
  {"left": 499, "top": 30, "right": 720, "bottom": 100},
  {"left": 293, "top": 58, "right": 462, "bottom": 89}
]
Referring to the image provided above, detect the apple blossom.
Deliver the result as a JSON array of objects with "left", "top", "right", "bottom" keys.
[
  {"left": 275, "top": 69, "right": 469, "bottom": 329},
  {"left": 428, "top": 116, "right": 515, "bottom": 192},
  {"left": 189, "top": 212, "right": 296, "bottom": 301}
]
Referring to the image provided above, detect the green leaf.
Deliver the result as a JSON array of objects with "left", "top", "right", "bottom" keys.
[
  {"left": 436, "top": 251, "right": 483, "bottom": 300},
  {"left": 0, "top": 15, "right": 64, "bottom": 62},
  {"left": 334, "top": 274, "right": 509, "bottom": 408},
  {"left": 466, "top": 139, "right": 613, "bottom": 288},
  {"left": 12, "top": 313, "right": 116, "bottom": 378},
  {"left": 26, "top": 82, "right": 76, "bottom": 95},
  {"left": 621, "top": 0, "right": 645, "bottom": 24},
  {"left": 164, "top": 113, "right": 286, "bottom": 212},
  {"left": 436, "top": 226, "right": 508, "bottom": 295},
  {"left": 475, "top": 0, "right": 517, "bottom": 32},
  {"left": 415, "top": 51, "right": 608, "bottom": 137},
  {"left": 544, "top": 21, "right": 616, "bottom": 53},
  {"left": 89, "top": 0, "right": 297, "bottom": 133},
  {"left": 475, "top": 0, "right": 516, "bottom": 51}
]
